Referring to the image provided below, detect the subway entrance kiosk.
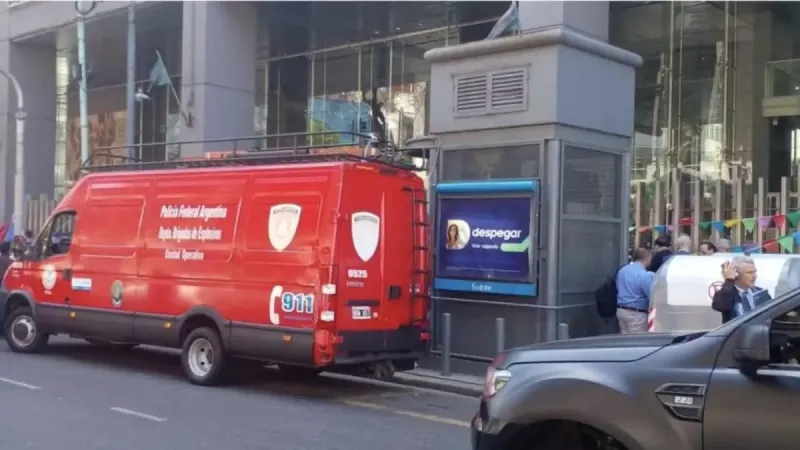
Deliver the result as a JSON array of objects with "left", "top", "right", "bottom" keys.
[{"left": 423, "top": 25, "right": 642, "bottom": 370}]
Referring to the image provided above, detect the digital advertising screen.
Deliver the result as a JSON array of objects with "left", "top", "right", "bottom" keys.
[{"left": 437, "top": 196, "right": 532, "bottom": 283}]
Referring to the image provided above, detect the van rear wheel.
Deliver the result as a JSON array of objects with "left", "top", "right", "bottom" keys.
[
  {"left": 181, "top": 327, "right": 227, "bottom": 386},
  {"left": 4, "top": 306, "right": 49, "bottom": 353}
]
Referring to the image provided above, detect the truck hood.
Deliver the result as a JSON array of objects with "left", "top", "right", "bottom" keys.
[{"left": 500, "top": 331, "right": 703, "bottom": 366}]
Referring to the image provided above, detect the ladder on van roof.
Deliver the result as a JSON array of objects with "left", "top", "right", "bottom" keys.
[{"left": 81, "top": 131, "right": 422, "bottom": 173}]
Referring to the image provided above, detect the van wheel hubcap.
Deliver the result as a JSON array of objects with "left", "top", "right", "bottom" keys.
[
  {"left": 11, "top": 316, "right": 36, "bottom": 348},
  {"left": 187, "top": 338, "right": 214, "bottom": 377}
]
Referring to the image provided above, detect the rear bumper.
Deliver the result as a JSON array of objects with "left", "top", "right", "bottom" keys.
[{"left": 334, "top": 326, "right": 428, "bottom": 366}]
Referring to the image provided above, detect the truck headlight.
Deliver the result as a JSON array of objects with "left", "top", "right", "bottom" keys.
[{"left": 483, "top": 366, "right": 511, "bottom": 397}]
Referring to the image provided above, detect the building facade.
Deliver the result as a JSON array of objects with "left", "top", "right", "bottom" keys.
[
  {"left": 2, "top": 1, "right": 797, "bottom": 229},
  {"left": 0, "top": 1, "right": 797, "bottom": 363}
]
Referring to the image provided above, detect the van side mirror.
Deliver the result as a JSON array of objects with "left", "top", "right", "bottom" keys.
[{"left": 732, "top": 323, "right": 771, "bottom": 368}]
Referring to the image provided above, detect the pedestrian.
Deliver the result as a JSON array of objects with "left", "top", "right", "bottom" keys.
[
  {"left": 712, "top": 255, "right": 772, "bottom": 323},
  {"left": 698, "top": 241, "right": 718, "bottom": 256},
  {"left": 674, "top": 233, "right": 692, "bottom": 255},
  {"left": 23, "top": 230, "right": 34, "bottom": 247},
  {"left": 715, "top": 238, "right": 731, "bottom": 253},
  {"left": 648, "top": 235, "right": 672, "bottom": 273},
  {"left": 0, "top": 241, "right": 12, "bottom": 278},
  {"left": 616, "top": 248, "right": 654, "bottom": 334}
]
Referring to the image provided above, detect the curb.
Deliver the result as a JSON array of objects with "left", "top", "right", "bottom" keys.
[{"left": 391, "top": 373, "right": 483, "bottom": 397}]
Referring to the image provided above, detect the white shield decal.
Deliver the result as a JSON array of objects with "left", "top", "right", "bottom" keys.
[
  {"left": 268, "top": 204, "right": 302, "bottom": 252},
  {"left": 351, "top": 211, "right": 380, "bottom": 262}
]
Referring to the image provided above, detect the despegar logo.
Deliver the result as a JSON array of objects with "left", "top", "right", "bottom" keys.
[{"left": 471, "top": 228, "right": 522, "bottom": 240}]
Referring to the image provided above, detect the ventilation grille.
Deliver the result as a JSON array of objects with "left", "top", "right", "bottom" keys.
[
  {"left": 454, "top": 67, "right": 528, "bottom": 116},
  {"left": 455, "top": 75, "right": 488, "bottom": 114}
]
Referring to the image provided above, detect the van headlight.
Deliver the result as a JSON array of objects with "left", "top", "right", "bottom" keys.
[{"left": 483, "top": 366, "right": 511, "bottom": 397}]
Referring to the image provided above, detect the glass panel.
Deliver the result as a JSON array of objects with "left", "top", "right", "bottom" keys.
[
  {"left": 562, "top": 146, "right": 621, "bottom": 219},
  {"left": 441, "top": 145, "right": 540, "bottom": 181},
  {"left": 765, "top": 59, "right": 800, "bottom": 98},
  {"left": 310, "top": 47, "right": 367, "bottom": 147}
]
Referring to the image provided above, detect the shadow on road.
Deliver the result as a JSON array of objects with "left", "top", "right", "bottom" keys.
[{"left": 34, "top": 340, "right": 418, "bottom": 400}]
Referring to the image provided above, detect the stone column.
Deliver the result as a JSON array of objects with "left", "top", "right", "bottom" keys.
[
  {"left": 0, "top": 40, "right": 56, "bottom": 224},
  {"left": 179, "top": 2, "right": 257, "bottom": 156}
]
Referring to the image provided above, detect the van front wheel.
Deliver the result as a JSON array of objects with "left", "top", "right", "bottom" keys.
[
  {"left": 181, "top": 327, "right": 227, "bottom": 386},
  {"left": 4, "top": 306, "right": 49, "bottom": 353}
]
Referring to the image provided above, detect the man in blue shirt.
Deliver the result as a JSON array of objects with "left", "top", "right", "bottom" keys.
[{"left": 616, "top": 248, "right": 655, "bottom": 333}]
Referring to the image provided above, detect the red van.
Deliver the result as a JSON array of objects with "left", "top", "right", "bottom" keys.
[{"left": 0, "top": 151, "right": 431, "bottom": 385}]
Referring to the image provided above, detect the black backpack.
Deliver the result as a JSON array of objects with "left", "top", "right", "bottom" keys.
[{"left": 595, "top": 266, "right": 624, "bottom": 319}]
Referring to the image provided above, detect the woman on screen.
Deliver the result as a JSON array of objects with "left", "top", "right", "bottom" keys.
[{"left": 446, "top": 224, "right": 460, "bottom": 250}]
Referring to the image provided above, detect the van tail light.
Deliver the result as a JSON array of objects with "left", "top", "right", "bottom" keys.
[{"left": 314, "top": 267, "right": 339, "bottom": 366}]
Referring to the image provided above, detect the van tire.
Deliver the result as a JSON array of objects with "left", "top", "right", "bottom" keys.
[
  {"left": 181, "top": 327, "right": 227, "bottom": 386},
  {"left": 4, "top": 306, "right": 49, "bottom": 353}
]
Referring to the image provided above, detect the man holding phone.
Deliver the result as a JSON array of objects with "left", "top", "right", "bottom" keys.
[{"left": 711, "top": 255, "right": 772, "bottom": 323}]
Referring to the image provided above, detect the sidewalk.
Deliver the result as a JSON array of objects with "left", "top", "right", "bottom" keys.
[{"left": 392, "top": 368, "right": 484, "bottom": 397}]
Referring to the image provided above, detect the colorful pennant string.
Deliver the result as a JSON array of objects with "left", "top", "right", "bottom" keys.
[{"left": 629, "top": 212, "right": 800, "bottom": 235}]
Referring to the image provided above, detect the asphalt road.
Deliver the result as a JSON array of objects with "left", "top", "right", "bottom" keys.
[{"left": 0, "top": 336, "right": 477, "bottom": 450}]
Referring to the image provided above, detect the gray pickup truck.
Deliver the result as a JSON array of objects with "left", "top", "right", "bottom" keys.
[{"left": 472, "top": 288, "right": 800, "bottom": 450}]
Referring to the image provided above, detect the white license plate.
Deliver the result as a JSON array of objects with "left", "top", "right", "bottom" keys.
[{"left": 352, "top": 306, "right": 371, "bottom": 319}]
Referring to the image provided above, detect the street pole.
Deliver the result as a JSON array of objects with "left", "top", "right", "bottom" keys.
[
  {"left": 0, "top": 71, "right": 26, "bottom": 237},
  {"left": 75, "top": 1, "right": 97, "bottom": 170},
  {"left": 125, "top": 2, "right": 136, "bottom": 159}
]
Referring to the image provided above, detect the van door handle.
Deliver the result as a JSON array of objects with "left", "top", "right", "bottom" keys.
[{"left": 62, "top": 268, "right": 72, "bottom": 281}]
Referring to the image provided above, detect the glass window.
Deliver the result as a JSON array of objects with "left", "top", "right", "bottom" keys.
[{"left": 32, "top": 212, "right": 76, "bottom": 260}]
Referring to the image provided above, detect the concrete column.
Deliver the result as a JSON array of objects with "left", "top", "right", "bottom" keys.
[
  {"left": 179, "top": 1, "right": 257, "bottom": 156},
  {"left": 519, "top": 1, "right": 609, "bottom": 42},
  {"left": 0, "top": 40, "right": 56, "bottom": 224}
]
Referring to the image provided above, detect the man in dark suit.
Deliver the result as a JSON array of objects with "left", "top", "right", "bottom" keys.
[
  {"left": 648, "top": 235, "right": 672, "bottom": 273},
  {"left": 712, "top": 255, "right": 772, "bottom": 323}
]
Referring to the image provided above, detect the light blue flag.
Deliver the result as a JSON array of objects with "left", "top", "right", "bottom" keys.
[
  {"left": 3, "top": 222, "right": 14, "bottom": 241},
  {"left": 486, "top": 1, "right": 520, "bottom": 40},
  {"left": 147, "top": 50, "right": 171, "bottom": 93}
]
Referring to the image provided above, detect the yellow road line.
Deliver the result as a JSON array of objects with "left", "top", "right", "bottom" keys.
[{"left": 340, "top": 400, "right": 470, "bottom": 428}]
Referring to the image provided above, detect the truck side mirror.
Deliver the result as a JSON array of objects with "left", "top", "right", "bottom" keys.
[{"left": 732, "top": 323, "right": 772, "bottom": 368}]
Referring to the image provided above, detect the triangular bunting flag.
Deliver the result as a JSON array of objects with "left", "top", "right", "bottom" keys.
[
  {"left": 679, "top": 217, "right": 693, "bottom": 226},
  {"left": 667, "top": 225, "right": 676, "bottom": 232},
  {"left": 773, "top": 215, "right": 786, "bottom": 228},
  {"left": 628, "top": 226, "right": 635, "bottom": 232},
  {"left": 637, "top": 226, "right": 650, "bottom": 232},
  {"left": 740, "top": 217, "right": 756, "bottom": 233},
  {"left": 763, "top": 239, "right": 777, "bottom": 248},
  {"left": 731, "top": 245, "right": 744, "bottom": 253},
  {"left": 699, "top": 221, "right": 712, "bottom": 231},
  {"left": 757, "top": 216, "right": 772, "bottom": 229},
  {"left": 788, "top": 211, "right": 800, "bottom": 227},
  {"left": 724, "top": 219, "right": 740, "bottom": 228},
  {"left": 712, "top": 221, "right": 725, "bottom": 233},
  {"left": 654, "top": 225, "right": 666, "bottom": 233},
  {"left": 795, "top": 233, "right": 800, "bottom": 245},
  {"left": 779, "top": 235, "right": 794, "bottom": 252}
]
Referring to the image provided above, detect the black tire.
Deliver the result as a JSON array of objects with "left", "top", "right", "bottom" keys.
[
  {"left": 180, "top": 327, "right": 227, "bottom": 386},
  {"left": 277, "top": 364, "right": 321, "bottom": 379},
  {"left": 4, "top": 306, "right": 49, "bottom": 353}
]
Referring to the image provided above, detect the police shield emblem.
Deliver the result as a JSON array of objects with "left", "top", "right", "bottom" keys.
[
  {"left": 351, "top": 212, "right": 380, "bottom": 262},
  {"left": 268, "top": 204, "right": 302, "bottom": 251}
]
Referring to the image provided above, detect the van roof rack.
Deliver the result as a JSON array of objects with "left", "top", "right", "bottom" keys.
[{"left": 81, "top": 131, "right": 421, "bottom": 173}]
